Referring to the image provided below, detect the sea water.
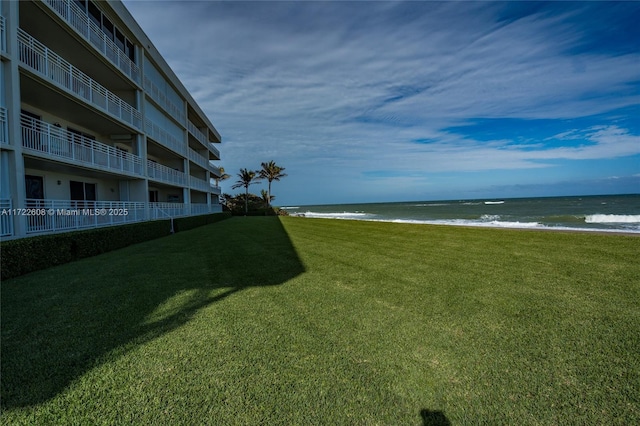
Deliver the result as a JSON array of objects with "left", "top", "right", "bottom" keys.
[{"left": 282, "top": 194, "right": 640, "bottom": 233}]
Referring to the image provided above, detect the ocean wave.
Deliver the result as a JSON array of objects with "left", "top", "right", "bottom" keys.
[
  {"left": 585, "top": 214, "right": 640, "bottom": 224},
  {"left": 301, "top": 211, "right": 374, "bottom": 220},
  {"left": 484, "top": 201, "right": 505, "bottom": 205},
  {"left": 295, "top": 210, "right": 640, "bottom": 233},
  {"left": 413, "top": 203, "right": 450, "bottom": 207},
  {"left": 281, "top": 206, "right": 300, "bottom": 209},
  {"left": 390, "top": 218, "right": 542, "bottom": 229}
]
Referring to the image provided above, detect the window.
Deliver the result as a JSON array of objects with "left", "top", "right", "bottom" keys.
[
  {"left": 83, "top": 1, "right": 137, "bottom": 64},
  {"left": 70, "top": 181, "right": 96, "bottom": 201},
  {"left": 126, "top": 40, "right": 135, "bottom": 62},
  {"left": 102, "top": 17, "right": 114, "bottom": 41},
  {"left": 25, "top": 175, "right": 44, "bottom": 200},
  {"left": 149, "top": 190, "right": 158, "bottom": 202},
  {"left": 25, "top": 176, "right": 46, "bottom": 230},
  {"left": 73, "top": 0, "right": 87, "bottom": 12},
  {"left": 115, "top": 28, "right": 125, "bottom": 51},
  {"left": 88, "top": 1, "right": 101, "bottom": 27}
]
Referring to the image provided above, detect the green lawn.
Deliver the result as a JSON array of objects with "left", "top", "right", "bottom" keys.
[{"left": 2, "top": 217, "right": 639, "bottom": 425}]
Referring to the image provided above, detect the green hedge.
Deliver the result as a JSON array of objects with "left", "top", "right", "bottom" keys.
[
  {"left": 231, "top": 208, "right": 281, "bottom": 217},
  {"left": 0, "top": 212, "right": 231, "bottom": 280},
  {"left": 173, "top": 211, "right": 231, "bottom": 232}
]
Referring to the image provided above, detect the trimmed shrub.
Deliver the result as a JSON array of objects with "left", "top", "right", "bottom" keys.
[
  {"left": 231, "top": 208, "right": 280, "bottom": 217},
  {"left": 1, "top": 220, "right": 171, "bottom": 280},
  {"left": 173, "top": 212, "right": 231, "bottom": 233},
  {"left": 1, "top": 213, "right": 232, "bottom": 280}
]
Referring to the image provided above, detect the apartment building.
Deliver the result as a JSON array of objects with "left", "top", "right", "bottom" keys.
[{"left": 0, "top": 0, "right": 222, "bottom": 239}]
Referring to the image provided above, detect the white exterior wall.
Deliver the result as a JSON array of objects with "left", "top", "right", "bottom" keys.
[{"left": 23, "top": 168, "right": 122, "bottom": 201}]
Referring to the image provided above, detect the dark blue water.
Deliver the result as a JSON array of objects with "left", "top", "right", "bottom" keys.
[{"left": 283, "top": 194, "right": 640, "bottom": 233}]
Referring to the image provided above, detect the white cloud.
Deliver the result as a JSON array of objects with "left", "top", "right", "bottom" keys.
[{"left": 124, "top": 1, "right": 640, "bottom": 203}]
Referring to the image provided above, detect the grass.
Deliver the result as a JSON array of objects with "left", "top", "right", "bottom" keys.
[{"left": 1, "top": 216, "right": 639, "bottom": 425}]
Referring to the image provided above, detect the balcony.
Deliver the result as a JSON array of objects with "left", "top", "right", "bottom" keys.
[
  {"left": 187, "top": 120, "right": 220, "bottom": 159},
  {"left": 1, "top": 15, "right": 6, "bottom": 54},
  {"left": 144, "top": 76, "right": 185, "bottom": 125},
  {"left": 147, "top": 160, "right": 187, "bottom": 186},
  {"left": 208, "top": 142, "right": 221, "bottom": 160},
  {"left": 209, "top": 180, "right": 222, "bottom": 195},
  {"left": 209, "top": 161, "right": 222, "bottom": 177},
  {"left": 41, "top": 0, "right": 140, "bottom": 84},
  {"left": 149, "top": 202, "right": 221, "bottom": 219},
  {"left": 189, "top": 175, "right": 209, "bottom": 192},
  {"left": 145, "top": 118, "right": 185, "bottom": 156},
  {"left": 191, "top": 203, "right": 222, "bottom": 215},
  {"left": 1, "top": 198, "right": 13, "bottom": 237},
  {"left": 188, "top": 147, "right": 210, "bottom": 170},
  {"left": 187, "top": 119, "right": 209, "bottom": 145},
  {"left": 5, "top": 199, "right": 223, "bottom": 238},
  {"left": 21, "top": 113, "right": 144, "bottom": 176},
  {"left": 0, "top": 107, "right": 7, "bottom": 145},
  {"left": 18, "top": 29, "right": 142, "bottom": 130},
  {"left": 23, "top": 199, "right": 146, "bottom": 234},
  {"left": 149, "top": 202, "right": 187, "bottom": 219}
]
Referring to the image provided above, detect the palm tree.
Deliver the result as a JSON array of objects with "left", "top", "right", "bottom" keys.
[
  {"left": 258, "top": 161, "right": 287, "bottom": 208},
  {"left": 231, "top": 168, "right": 260, "bottom": 214},
  {"left": 214, "top": 166, "right": 231, "bottom": 187},
  {"left": 260, "top": 189, "right": 275, "bottom": 208}
]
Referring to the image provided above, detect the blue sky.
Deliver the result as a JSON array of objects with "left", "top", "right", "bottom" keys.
[{"left": 123, "top": 1, "right": 640, "bottom": 205}]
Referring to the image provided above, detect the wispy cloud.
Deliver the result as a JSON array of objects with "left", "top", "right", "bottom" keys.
[{"left": 123, "top": 1, "right": 640, "bottom": 203}]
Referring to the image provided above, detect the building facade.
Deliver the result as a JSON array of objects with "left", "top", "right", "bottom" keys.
[{"left": 0, "top": 0, "right": 222, "bottom": 239}]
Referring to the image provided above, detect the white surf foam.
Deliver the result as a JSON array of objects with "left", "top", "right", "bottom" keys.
[
  {"left": 585, "top": 214, "right": 640, "bottom": 224},
  {"left": 302, "top": 211, "right": 374, "bottom": 220},
  {"left": 297, "top": 211, "right": 640, "bottom": 233}
]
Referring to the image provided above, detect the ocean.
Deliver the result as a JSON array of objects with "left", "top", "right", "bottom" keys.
[{"left": 282, "top": 194, "right": 640, "bottom": 233}]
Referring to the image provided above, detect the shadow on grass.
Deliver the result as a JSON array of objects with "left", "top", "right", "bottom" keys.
[
  {"left": 1, "top": 217, "right": 305, "bottom": 410},
  {"left": 421, "top": 409, "right": 451, "bottom": 426}
]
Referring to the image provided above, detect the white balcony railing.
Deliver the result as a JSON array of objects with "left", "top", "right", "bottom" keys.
[
  {"left": 42, "top": 0, "right": 140, "bottom": 84},
  {"left": 208, "top": 162, "right": 222, "bottom": 177},
  {"left": 145, "top": 118, "right": 185, "bottom": 156},
  {"left": 0, "top": 107, "right": 8, "bottom": 145},
  {"left": 5, "top": 199, "right": 223, "bottom": 237},
  {"left": 1, "top": 198, "right": 13, "bottom": 237},
  {"left": 191, "top": 203, "right": 222, "bottom": 215},
  {"left": 147, "top": 160, "right": 187, "bottom": 186},
  {"left": 23, "top": 199, "right": 146, "bottom": 234},
  {"left": 189, "top": 175, "right": 210, "bottom": 192},
  {"left": 18, "top": 29, "right": 142, "bottom": 130},
  {"left": 149, "top": 202, "right": 220, "bottom": 219},
  {"left": 0, "top": 15, "right": 6, "bottom": 53},
  {"left": 188, "top": 120, "right": 220, "bottom": 159},
  {"left": 210, "top": 182, "right": 222, "bottom": 195},
  {"left": 208, "top": 142, "right": 221, "bottom": 159},
  {"left": 188, "top": 147, "right": 210, "bottom": 170},
  {"left": 149, "top": 202, "right": 187, "bottom": 219},
  {"left": 21, "top": 113, "right": 144, "bottom": 176},
  {"left": 187, "top": 119, "right": 208, "bottom": 145},
  {"left": 144, "top": 76, "right": 185, "bottom": 125}
]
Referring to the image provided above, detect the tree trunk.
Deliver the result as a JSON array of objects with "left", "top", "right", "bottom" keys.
[{"left": 244, "top": 187, "right": 249, "bottom": 214}]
